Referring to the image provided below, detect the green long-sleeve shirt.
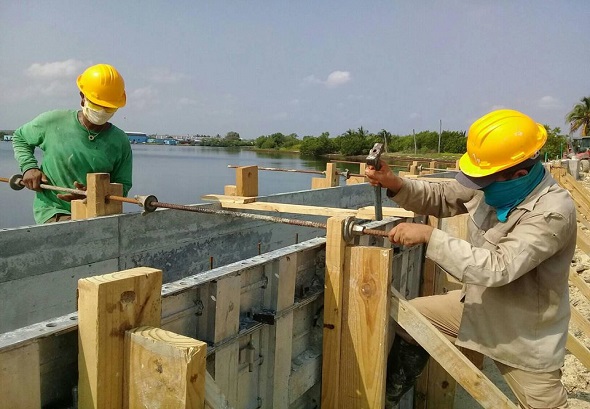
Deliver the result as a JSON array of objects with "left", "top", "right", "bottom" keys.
[{"left": 12, "top": 110, "right": 132, "bottom": 224}]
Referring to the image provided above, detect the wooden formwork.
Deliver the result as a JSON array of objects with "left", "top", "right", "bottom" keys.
[{"left": 0, "top": 213, "right": 425, "bottom": 409}]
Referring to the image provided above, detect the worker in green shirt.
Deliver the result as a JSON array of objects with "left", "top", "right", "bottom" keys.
[{"left": 12, "top": 63, "right": 133, "bottom": 224}]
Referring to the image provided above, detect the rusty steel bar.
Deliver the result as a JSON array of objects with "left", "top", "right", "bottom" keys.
[
  {"left": 2, "top": 174, "right": 391, "bottom": 239},
  {"left": 227, "top": 165, "right": 363, "bottom": 179},
  {"left": 148, "top": 199, "right": 390, "bottom": 238},
  {"left": 1, "top": 174, "right": 142, "bottom": 205}
]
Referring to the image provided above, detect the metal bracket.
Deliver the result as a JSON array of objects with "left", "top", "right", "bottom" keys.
[
  {"left": 9, "top": 174, "right": 24, "bottom": 190},
  {"left": 252, "top": 309, "right": 277, "bottom": 325}
]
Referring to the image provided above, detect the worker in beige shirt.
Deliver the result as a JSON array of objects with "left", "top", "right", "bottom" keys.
[{"left": 366, "top": 109, "right": 576, "bottom": 409}]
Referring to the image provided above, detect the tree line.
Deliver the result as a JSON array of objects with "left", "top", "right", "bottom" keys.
[{"left": 252, "top": 126, "right": 568, "bottom": 160}]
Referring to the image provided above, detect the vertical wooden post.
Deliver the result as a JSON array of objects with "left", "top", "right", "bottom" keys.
[
  {"left": 321, "top": 216, "right": 348, "bottom": 408},
  {"left": 0, "top": 343, "right": 41, "bottom": 409},
  {"left": 312, "top": 163, "right": 340, "bottom": 189},
  {"left": 346, "top": 163, "right": 368, "bottom": 185},
  {"left": 236, "top": 166, "right": 258, "bottom": 197},
  {"left": 262, "top": 255, "right": 298, "bottom": 407},
  {"left": 125, "top": 326, "right": 207, "bottom": 409},
  {"left": 71, "top": 173, "right": 123, "bottom": 220},
  {"left": 211, "top": 276, "right": 241, "bottom": 407},
  {"left": 78, "top": 267, "right": 163, "bottom": 409},
  {"left": 339, "top": 246, "right": 392, "bottom": 408},
  {"left": 409, "top": 161, "right": 419, "bottom": 175}
]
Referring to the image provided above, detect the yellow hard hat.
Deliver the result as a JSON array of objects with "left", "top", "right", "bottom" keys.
[
  {"left": 77, "top": 64, "right": 126, "bottom": 108},
  {"left": 459, "top": 109, "right": 547, "bottom": 177}
]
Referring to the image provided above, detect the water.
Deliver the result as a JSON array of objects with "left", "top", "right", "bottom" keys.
[{"left": 0, "top": 142, "right": 359, "bottom": 229}]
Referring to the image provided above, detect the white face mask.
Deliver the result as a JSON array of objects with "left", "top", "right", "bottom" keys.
[{"left": 83, "top": 101, "right": 116, "bottom": 125}]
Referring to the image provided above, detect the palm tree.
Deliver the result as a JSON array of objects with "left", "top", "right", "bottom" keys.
[
  {"left": 377, "top": 129, "right": 391, "bottom": 153},
  {"left": 566, "top": 97, "right": 590, "bottom": 136}
]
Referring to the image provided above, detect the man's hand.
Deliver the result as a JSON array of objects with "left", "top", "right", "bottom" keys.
[
  {"left": 365, "top": 160, "right": 403, "bottom": 192},
  {"left": 57, "top": 181, "right": 87, "bottom": 202},
  {"left": 387, "top": 223, "right": 434, "bottom": 246},
  {"left": 22, "top": 168, "right": 48, "bottom": 191}
]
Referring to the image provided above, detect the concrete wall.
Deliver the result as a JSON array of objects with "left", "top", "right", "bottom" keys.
[{"left": 0, "top": 183, "right": 385, "bottom": 333}]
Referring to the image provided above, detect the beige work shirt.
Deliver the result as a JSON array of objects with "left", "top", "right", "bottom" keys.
[{"left": 392, "top": 172, "right": 576, "bottom": 371}]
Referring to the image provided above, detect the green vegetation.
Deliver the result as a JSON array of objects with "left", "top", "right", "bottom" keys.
[
  {"left": 199, "top": 131, "right": 253, "bottom": 147},
  {"left": 566, "top": 96, "right": 590, "bottom": 136}
]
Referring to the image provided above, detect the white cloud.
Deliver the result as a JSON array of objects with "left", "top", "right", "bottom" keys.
[
  {"left": 302, "top": 71, "right": 352, "bottom": 88},
  {"left": 26, "top": 59, "right": 88, "bottom": 79},
  {"left": 129, "top": 86, "right": 159, "bottom": 109},
  {"left": 302, "top": 75, "right": 322, "bottom": 85},
  {"left": 179, "top": 97, "right": 198, "bottom": 106},
  {"left": 538, "top": 96, "right": 562, "bottom": 110},
  {"left": 325, "top": 71, "right": 352, "bottom": 88},
  {"left": 409, "top": 112, "right": 420, "bottom": 120},
  {"left": 146, "top": 68, "right": 190, "bottom": 84}
]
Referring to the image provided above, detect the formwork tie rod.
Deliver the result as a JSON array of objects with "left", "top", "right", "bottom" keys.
[
  {"left": 227, "top": 165, "right": 364, "bottom": 179},
  {"left": 1, "top": 174, "right": 388, "bottom": 240}
]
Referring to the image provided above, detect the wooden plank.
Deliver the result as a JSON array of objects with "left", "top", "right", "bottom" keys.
[
  {"left": 205, "top": 372, "right": 233, "bottom": 409},
  {"left": 569, "top": 268, "right": 590, "bottom": 301},
  {"left": 78, "top": 267, "right": 163, "bottom": 409},
  {"left": 200, "top": 194, "right": 257, "bottom": 204},
  {"left": 212, "top": 276, "right": 241, "bottom": 407},
  {"left": 224, "top": 185, "right": 237, "bottom": 196},
  {"left": 566, "top": 332, "right": 590, "bottom": 370},
  {"left": 125, "top": 326, "right": 207, "bottom": 409},
  {"left": 321, "top": 217, "right": 348, "bottom": 408},
  {"left": 339, "top": 246, "right": 392, "bottom": 408},
  {"left": 390, "top": 287, "right": 518, "bottom": 409},
  {"left": 235, "top": 166, "right": 258, "bottom": 197},
  {"left": 269, "top": 255, "right": 298, "bottom": 408},
  {"left": 208, "top": 199, "right": 415, "bottom": 219},
  {"left": 0, "top": 342, "right": 40, "bottom": 409},
  {"left": 576, "top": 226, "right": 590, "bottom": 256},
  {"left": 86, "top": 173, "right": 123, "bottom": 218},
  {"left": 346, "top": 163, "right": 367, "bottom": 185},
  {"left": 570, "top": 305, "right": 590, "bottom": 339},
  {"left": 71, "top": 198, "right": 87, "bottom": 219},
  {"left": 356, "top": 206, "right": 415, "bottom": 219}
]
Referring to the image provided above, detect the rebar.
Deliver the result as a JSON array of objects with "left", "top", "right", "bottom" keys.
[
  {"left": 1, "top": 174, "right": 391, "bottom": 239},
  {"left": 227, "top": 165, "right": 363, "bottom": 178}
]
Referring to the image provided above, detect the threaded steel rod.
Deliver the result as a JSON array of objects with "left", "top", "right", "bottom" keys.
[{"left": 1, "top": 175, "right": 390, "bottom": 239}]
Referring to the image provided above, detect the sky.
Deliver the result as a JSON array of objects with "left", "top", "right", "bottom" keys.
[{"left": 1, "top": 1, "right": 589, "bottom": 140}]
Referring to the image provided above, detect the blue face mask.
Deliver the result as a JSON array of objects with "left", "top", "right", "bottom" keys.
[{"left": 482, "top": 161, "right": 545, "bottom": 222}]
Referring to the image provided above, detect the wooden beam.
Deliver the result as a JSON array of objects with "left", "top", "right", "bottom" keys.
[
  {"left": 321, "top": 217, "right": 348, "bottom": 408},
  {"left": 339, "top": 246, "right": 392, "bottom": 408},
  {"left": 265, "top": 255, "right": 298, "bottom": 408},
  {"left": 566, "top": 332, "right": 590, "bottom": 370},
  {"left": 125, "top": 326, "right": 207, "bottom": 409},
  {"left": 569, "top": 268, "right": 590, "bottom": 301},
  {"left": 390, "top": 287, "right": 518, "bottom": 409},
  {"left": 205, "top": 372, "right": 233, "bottom": 409},
  {"left": 235, "top": 165, "right": 258, "bottom": 197},
  {"left": 570, "top": 305, "right": 590, "bottom": 340},
  {"left": 200, "top": 194, "right": 257, "bottom": 204},
  {"left": 346, "top": 163, "right": 367, "bottom": 185},
  {"left": 203, "top": 199, "right": 415, "bottom": 219},
  {"left": 0, "top": 342, "right": 40, "bottom": 409},
  {"left": 78, "top": 267, "right": 163, "bottom": 409},
  {"left": 312, "top": 163, "right": 339, "bottom": 189},
  {"left": 211, "top": 276, "right": 241, "bottom": 407},
  {"left": 71, "top": 173, "right": 124, "bottom": 220}
]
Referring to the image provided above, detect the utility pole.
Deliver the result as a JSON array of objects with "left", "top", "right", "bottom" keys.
[{"left": 438, "top": 119, "right": 442, "bottom": 154}]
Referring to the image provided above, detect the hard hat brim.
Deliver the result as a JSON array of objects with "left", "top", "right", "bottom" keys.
[{"left": 455, "top": 171, "right": 497, "bottom": 190}]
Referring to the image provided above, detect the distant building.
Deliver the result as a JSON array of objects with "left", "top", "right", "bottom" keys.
[
  {"left": 163, "top": 138, "right": 178, "bottom": 146},
  {"left": 125, "top": 132, "right": 148, "bottom": 144},
  {"left": 3, "top": 134, "right": 13, "bottom": 141}
]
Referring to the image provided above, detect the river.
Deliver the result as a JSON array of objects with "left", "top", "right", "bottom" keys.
[{"left": 0, "top": 142, "right": 361, "bottom": 229}]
